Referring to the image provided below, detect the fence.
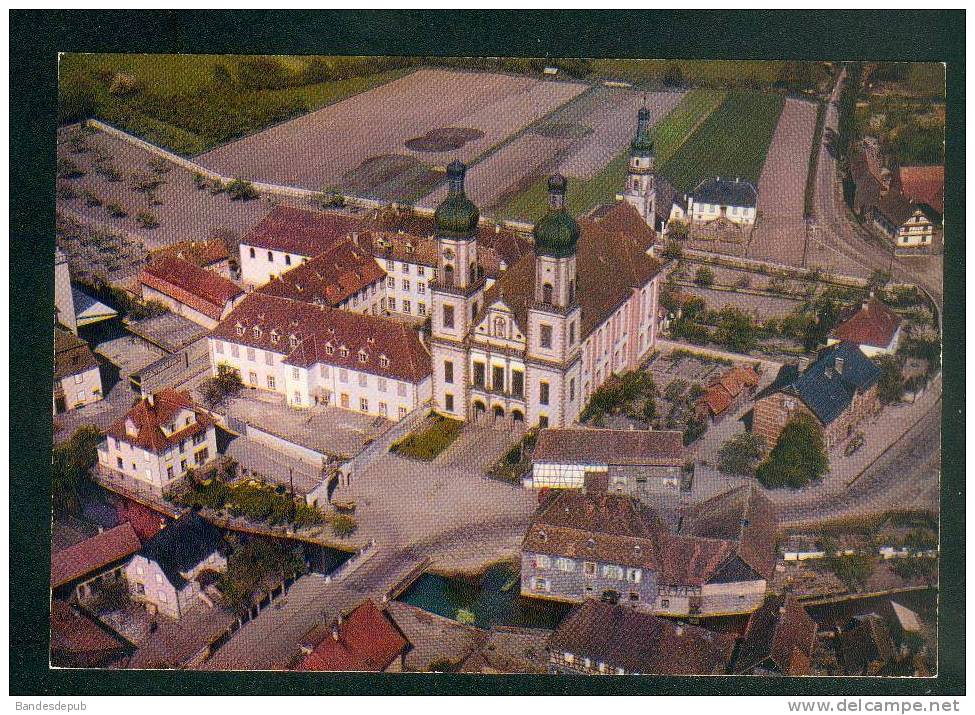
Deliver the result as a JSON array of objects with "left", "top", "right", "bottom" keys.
[{"left": 322, "top": 539, "right": 378, "bottom": 584}]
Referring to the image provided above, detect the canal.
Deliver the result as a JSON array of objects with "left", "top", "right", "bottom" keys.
[{"left": 397, "top": 562, "right": 572, "bottom": 630}]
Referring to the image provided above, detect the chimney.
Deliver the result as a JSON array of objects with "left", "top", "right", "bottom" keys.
[{"left": 146, "top": 394, "right": 155, "bottom": 408}]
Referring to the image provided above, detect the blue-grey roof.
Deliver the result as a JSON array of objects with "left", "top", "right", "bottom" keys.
[
  {"left": 690, "top": 177, "right": 758, "bottom": 208},
  {"left": 139, "top": 512, "right": 224, "bottom": 589},
  {"left": 765, "top": 342, "right": 881, "bottom": 426}
]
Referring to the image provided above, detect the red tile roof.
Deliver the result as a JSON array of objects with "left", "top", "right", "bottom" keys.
[
  {"left": 897, "top": 165, "right": 944, "bottom": 214},
  {"left": 212, "top": 293, "right": 431, "bottom": 384},
  {"left": 699, "top": 365, "right": 759, "bottom": 417},
  {"left": 105, "top": 389, "right": 213, "bottom": 454},
  {"left": 257, "top": 238, "right": 386, "bottom": 307},
  {"left": 830, "top": 297, "right": 903, "bottom": 349},
  {"left": 51, "top": 522, "right": 142, "bottom": 588},
  {"left": 241, "top": 206, "right": 361, "bottom": 255},
  {"left": 151, "top": 239, "right": 229, "bottom": 268},
  {"left": 140, "top": 255, "right": 243, "bottom": 321},
  {"left": 300, "top": 600, "right": 409, "bottom": 672},
  {"left": 533, "top": 428, "right": 683, "bottom": 466}
]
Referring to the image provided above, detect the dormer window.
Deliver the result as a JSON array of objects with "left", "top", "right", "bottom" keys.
[
  {"left": 270, "top": 330, "right": 280, "bottom": 345},
  {"left": 358, "top": 350, "right": 368, "bottom": 363},
  {"left": 289, "top": 335, "right": 299, "bottom": 349},
  {"left": 325, "top": 343, "right": 334, "bottom": 355},
  {"left": 235, "top": 324, "right": 244, "bottom": 336},
  {"left": 379, "top": 355, "right": 390, "bottom": 369},
  {"left": 253, "top": 326, "right": 262, "bottom": 339},
  {"left": 339, "top": 346, "right": 349, "bottom": 358}
]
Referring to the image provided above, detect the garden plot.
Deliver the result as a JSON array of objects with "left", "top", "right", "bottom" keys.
[
  {"left": 55, "top": 124, "right": 286, "bottom": 253},
  {"left": 194, "top": 69, "right": 586, "bottom": 197}
]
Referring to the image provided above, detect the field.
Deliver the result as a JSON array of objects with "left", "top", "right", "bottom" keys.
[
  {"left": 194, "top": 68, "right": 587, "bottom": 201},
  {"left": 754, "top": 99, "right": 819, "bottom": 219},
  {"left": 496, "top": 88, "right": 722, "bottom": 222},
  {"left": 659, "top": 91, "right": 786, "bottom": 193},
  {"left": 591, "top": 59, "right": 831, "bottom": 92}
]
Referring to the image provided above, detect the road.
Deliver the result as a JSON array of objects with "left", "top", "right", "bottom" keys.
[{"left": 809, "top": 67, "right": 943, "bottom": 303}]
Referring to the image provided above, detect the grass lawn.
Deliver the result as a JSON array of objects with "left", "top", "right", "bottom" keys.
[
  {"left": 659, "top": 90, "right": 785, "bottom": 193},
  {"left": 390, "top": 413, "right": 464, "bottom": 461},
  {"left": 498, "top": 89, "right": 724, "bottom": 223}
]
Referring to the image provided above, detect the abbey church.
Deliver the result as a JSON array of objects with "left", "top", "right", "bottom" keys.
[{"left": 430, "top": 110, "right": 667, "bottom": 428}]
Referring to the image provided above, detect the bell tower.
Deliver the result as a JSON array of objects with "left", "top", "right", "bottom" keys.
[{"left": 624, "top": 103, "right": 658, "bottom": 227}]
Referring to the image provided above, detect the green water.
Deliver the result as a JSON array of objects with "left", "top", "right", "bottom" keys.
[{"left": 397, "top": 563, "right": 571, "bottom": 630}]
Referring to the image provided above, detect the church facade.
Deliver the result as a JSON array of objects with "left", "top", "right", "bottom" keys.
[{"left": 430, "top": 159, "right": 665, "bottom": 429}]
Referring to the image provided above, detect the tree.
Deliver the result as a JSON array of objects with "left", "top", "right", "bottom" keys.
[
  {"left": 52, "top": 425, "right": 102, "bottom": 515},
  {"left": 755, "top": 414, "right": 829, "bottom": 489},
  {"left": 201, "top": 364, "right": 243, "bottom": 408},
  {"left": 661, "top": 241, "right": 683, "bottom": 260},
  {"left": 693, "top": 266, "right": 715, "bottom": 287},
  {"left": 226, "top": 179, "right": 258, "bottom": 201},
  {"left": 717, "top": 432, "right": 767, "bottom": 476},
  {"left": 683, "top": 416, "right": 706, "bottom": 446},
  {"left": 713, "top": 307, "right": 757, "bottom": 353},
  {"left": 662, "top": 63, "right": 685, "bottom": 88},
  {"left": 868, "top": 268, "right": 892, "bottom": 292},
  {"left": 641, "top": 395, "right": 657, "bottom": 423},
  {"left": 331, "top": 514, "right": 358, "bottom": 538},
  {"left": 875, "top": 355, "right": 905, "bottom": 404}
]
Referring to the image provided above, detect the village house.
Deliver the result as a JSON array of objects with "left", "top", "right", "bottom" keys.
[
  {"left": 526, "top": 427, "right": 684, "bottom": 494},
  {"left": 894, "top": 164, "right": 944, "bottom": 219},
  {"left": 53, "top": 327, "right": 103, "bottom": 414},
  {"left": 685, "top": 177, "right": 759, "bottom": 226},
  {"left": 730, "top": 595, "right": 818, "bottom": 676},
  {"left": 521, "top": 485, "right": 777, "bottom": 617},
  {"left": 298, "top": 599, "right": 410, "bottom": 672},
  {"left": 238, "top": 206, "right": 362, "bottom": 287},
  {"left": 696, "top": 364, "right": 761, "bottom": 423},
  {"left": 150, "top": 239, "right": 232, "bottom": 279},
  {"left": 139, "top": 255, "right": 245, "bottom": 330},
  {"left": 547, "top": 600, "right": 736, "bottom": 675},
  {"left": 429, "top": 161, "right": 664, "bottom": 428},
  {"left": 125, "top": 512, "right": 227, "bottom": 620},
  {"left": 50, "top": 522, "right": 142, "bottom": 604},
  {"left": 849, "top": 150, "right": 939, "bottom": 251},
  {"left": 209, "top": 293, "right": 432, "bottom": 420},
  {"left": 752, "top": 342, "right": 881, "bottom": 450},
  {"left": 827, "top": 296, "right": 903, "bottom": 357},
  {"left": 836, "top": 613, "right": 898, "bottom": 676},
  {"left": 97, "top": 388, "right": 218, "bottom": 492}
]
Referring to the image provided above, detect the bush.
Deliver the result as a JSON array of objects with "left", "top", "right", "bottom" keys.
[
  {"left": 226, "top": 178, "right": 259, "bottom": 201},
  {"left": 331, "top": 514, "right": 358, "bottom": 538},
  {"left": 200, "top": 364, "right": 243, "bottom": 408},
  {"left": 82, "top": 190, "right": 102, "bottom": 207},
  {"left": 135, "top": 210, "right": 160, "bottom": 229},
  {"left": 105, "top": 202, "right": 128, "bottom": 218},
  {"left": 57, "top": 157, "right": 86, "bottom": 180},
  {"left": 95, "top": 163, "right": 123, "bottom": 182},
  {"left": 390, "top": 414, "right": 464, "bottom": 461},
  {"left": 52, "top": 425, "right": 102, "bottom": 515},
  {"left": 127, "top": 298, "right": 168, "bottom": 320},
  {"left": 717, "top": 432, "right": 767, "bottom": 476},
  {"left": 662, "top": 241, "right": 683, "bottom": 259},
  {"left": 891, "top": 557, "right": 938, "bottom": 583},
  {"left": 713, "top": 307, "right": 758, "bottom": 353},
  {"left": 56, "top": 183, "right": 79, "bottom": 200},
  {"left": 693, "top": 266, "right": 715, "bottom": 287},
  {"left": 875, "top": 355, "right": 905, "bottom": 404},
  {"left": 827, "top": 554, "right": 874, "bottom": 592},
  {"left": 756, "top": 414, "right": 828, "bottom": 489},
  {"left": 682, "top": 416, "right": 706, "bottom": 446}
]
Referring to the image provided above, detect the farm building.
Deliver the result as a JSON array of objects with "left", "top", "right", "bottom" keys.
[
  {"left": 140, "top": 255, "right": 244, "bottom": 330},
  {"left": 547, "top": 600, "right": 736, "bottom": 675},
  {"left": 695, "top": 364, "right": 760, "bottom": 423},
  {"left": 894, "top": 164, "right": 944, "bottom": 217},
  {"left": 520, "top": 485, "right": 777, "bottom": 618},
  {"left": 50, "top": 522, "right": 142, "bottom": 604},
  {"left": 150, "top": 239, "right": 232, "bottom": 279},
  {"left": 685, "top": 177, "right": 758, "bottom": 226},
  {"left": 298, "top": 599, "right": 410, "bottom": 672},
  {"left": 53, "top": 327, "right": 103, "bottom": 414},
  {"left": 752, "top": 342, "right": 881, "bottom": 450},
  {"left": 526, "top": 427, "right": 684, "bottom": 494},
  {"left": 731, "top": 595, "right": 818, "bottom": 676},
  {"left": 430, "top": 162, "right": 664, "bottom": 429},
  {"left": 827, "top": 297, "right": 903, "bottom": 357},
  {"left": 209, "top": 292, "right": 432, "bottom": 421}
]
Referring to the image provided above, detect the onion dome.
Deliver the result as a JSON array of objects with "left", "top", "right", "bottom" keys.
[
  {"left": 630, "top": 105, "right": 655, "bottom": 155},
  {"left": 434, "top": 160, "right": 480, "bottom": 239},
  {"left": 533, "top": 174, "right": 579, "bottom": 258}
]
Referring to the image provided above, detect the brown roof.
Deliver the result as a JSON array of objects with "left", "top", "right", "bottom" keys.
[
  {"left": 151, "top": 239, "right": 229, "bottom": 268},
  {"left": 53, "top": 328, "right": 99, "bottom": 380},
  {"left": 732, "top": 595, "right": 818, "bottom": 675},
  {"left": 523, "top": 490, "right": 666, "bottom": 570},
  {"left": 140, "top": 255, "right": 243, "bottom": 321},
  {"left": 588, "top": 200, "right": 657, "bottom": 251},
  {"left": 212, "top": 293, "right": 431, "bottom": 384},
  {"left": 478, "top": 210, "right": 663, "bottom": 338},
  {"left": 299, "top": 600, "right": 409, "bottom": 672},
  {"left": 700, "top": 366, "right": 759, "bottom": 417},
  {"left": 257, "top": 238, "right": 386, "bottom": 307},
  {"left": 897, "top": 165, "right": 944, "bottom": 214},
  {"left": 830, "top": 297, "right": 903, "bottom": 349},
  {"left": 677, "top": 485, "right": 779, "bottom": 582},
  {"left": 658, "top": 535, "right": 737, "bottom": 586},
  {"left": 548, "top": 600, "right": 735, "bottom": 675},
  {"left": 105, "top": 389, "right": 213, "bottom": 454},
  {"left": 532, "top": 428, "right": 683, "bottom": 466},
  {"left": 51, "top": 522, "right": 142, "bottom": 588},
  {"left": 51, "top": 600, "right": 131, "bottom": 666},
  {"left": 365, "top": 230, "right": 505, "bottom": 278},
  {"left": 241, "top": 206, "right": 361, "bottom": 255},
  {"left": 837, "top": 614, "right": 897, "bottom": 675},
  {"left": 875, "top": 188, "right": 919, "bottom": 227},
  {"left": 849, "top": 152, "right": 884, "bottom": 215}
]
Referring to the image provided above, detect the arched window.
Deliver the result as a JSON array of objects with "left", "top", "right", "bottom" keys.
[
  {"left": 443, "top": 264, "right": 454, "bottom": 287},
  {"left": 542, "top": 283, "right": 554, "bottom": 304}
]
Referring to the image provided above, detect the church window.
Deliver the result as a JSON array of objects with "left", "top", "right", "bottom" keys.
[
  {"left": 268, "top": 251, "right": 274, "bottom": 262},
  {"left": 444, "top": 394, "right": 454, "bottom": 412},
  {"left": 539, "top": 381, "right": 550, "bottom": 405},
  {"left": 540, "top": 324, "right": 553, "bottom": 349},
  {"left": 444, "top": 361, "right": 454, "bottom": 384},
  {"left": 569, "top": 321, "right": 576, "bottom": 345},
  {"left": 249, "top": 247, "right": 255, "bottom": 259},
  {"left": 443, "top": 264, "right": 454, "bottom": 286},
  {"left": 568, "top": 280, "right": 575, "bottom": 304},
  {"left": 542, "top": 283, "right": 553, "bottom": 304},
  {"left": 443, "top": 305, "right": 455, "bottom": 329},
  {"left": 569, "top": 377, "right": 576, "bottom": 402},
  {"left": 469, "top": 263, "right": 477, "bottom": 283}
]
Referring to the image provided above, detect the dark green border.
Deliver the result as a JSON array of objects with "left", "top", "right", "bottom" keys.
[{"left": 10, "top": 9, "right": 964, "bottom": 696}]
